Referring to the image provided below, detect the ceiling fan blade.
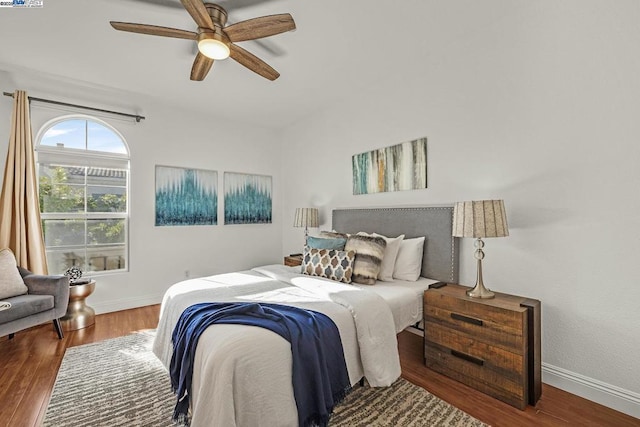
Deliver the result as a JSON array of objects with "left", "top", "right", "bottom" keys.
[
  {"left": 190, "top": 52, "right": 214, "bottom": 81},
  {"left": 225, "top": 14, "right": 295, "bottom": 42},
  {"left": 229, "top": 43, "right": 279, "bottom": 81},
  {"left": 180, "top": 0, "right": 214, "bottom": 29},
  {"left": 110, "top": 22, "right": 197, "bottom": 40}
]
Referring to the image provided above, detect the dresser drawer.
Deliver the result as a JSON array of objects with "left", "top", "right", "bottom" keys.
[
  {"left": 425, "top": 291, "right": 526, "bottom": 353},
  {"left": 425, "top": 321, "right": 525, "bottom": 379},
  {"left": 425, "top": 342, "right": 527, "bottom": 409}
]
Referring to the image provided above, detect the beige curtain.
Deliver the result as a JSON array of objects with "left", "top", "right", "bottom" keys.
[{"left": 0, "top": 90, "right": 48, "bottom": 274}]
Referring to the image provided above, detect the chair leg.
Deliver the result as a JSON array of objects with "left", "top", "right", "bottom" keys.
[
  {"left": 53, "top": 319, "right": 64, "bottom": 339},
  {"left": 8, "top": 333, "right": 14, "bottom": 340}
]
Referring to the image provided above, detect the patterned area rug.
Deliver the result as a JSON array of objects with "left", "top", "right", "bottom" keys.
[
  {"left": 331, "top": 378, "right": 487, "bottom": 427},
  {"left": 44, "top": 331, "right": 487, "bottom": 427}
]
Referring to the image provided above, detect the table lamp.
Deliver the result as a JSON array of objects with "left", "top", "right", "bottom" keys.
[
  {"left": 452, "top": 200, "right": 509, "bottom": 299},
  {"left": 294, "top": 207, "right": 319, "bottom": 245}
]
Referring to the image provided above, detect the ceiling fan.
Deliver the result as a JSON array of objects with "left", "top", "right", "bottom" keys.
[
  {"left": 116, "top": 0, "right": 286, "bottom": 57},
  {"left": 110, "top": 0, "right": 296, "bottom": 81}
]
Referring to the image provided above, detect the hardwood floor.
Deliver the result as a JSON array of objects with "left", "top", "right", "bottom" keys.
[
  {"left": 0, "top": 305, "right": 160, "bottom": 427},
  {"left": 398, "top": 331, "right": 639, "bottom": 427},
  {"left": 1, "top": 305, "right": 638, "bottom": 427}
]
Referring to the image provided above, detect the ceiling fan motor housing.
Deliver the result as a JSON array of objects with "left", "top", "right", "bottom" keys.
[
  {"left": 205, "top": 3, "right": 228, "bottom": 26},
  {"left": 198, "top": 28, "right": 230, "bottom": 45}
]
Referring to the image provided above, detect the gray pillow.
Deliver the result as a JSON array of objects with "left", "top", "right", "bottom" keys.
[
  {"left": 345, "top": 235, "right": 386, "bottom": 285},
  {"left": 0, "top": 248, "right": 28, "bottom": 300}
]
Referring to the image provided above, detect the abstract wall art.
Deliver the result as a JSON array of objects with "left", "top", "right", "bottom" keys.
[
  {"left": 224, "top": 172, "right": 272, "bottom": 225},
  {"left": 155, "top": 165, "right": 218, "bottom": 226},
  {"left": 352, "top": 137, "right": 427, "bottom": 195}
]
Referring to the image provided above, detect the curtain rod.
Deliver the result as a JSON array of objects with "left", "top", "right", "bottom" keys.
[{"left": 2, "top": 91, "right": 145, "bottom": 122}]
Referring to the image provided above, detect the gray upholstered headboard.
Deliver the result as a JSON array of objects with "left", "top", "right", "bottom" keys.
[{"left": 332, "top": 206, "right": 459, "bottom": 283}]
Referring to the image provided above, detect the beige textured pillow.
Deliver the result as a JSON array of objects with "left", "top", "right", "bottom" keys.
[{"left": 0, "top": 248, "right": 28, "bottom": 299}]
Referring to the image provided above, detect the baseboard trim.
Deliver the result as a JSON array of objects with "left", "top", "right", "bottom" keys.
[
  {"left": 542, "top": 363, "right": 640, "bottom": 419},
  {"left": 91, "top": 293, "right": 164, "bottom": 315}
]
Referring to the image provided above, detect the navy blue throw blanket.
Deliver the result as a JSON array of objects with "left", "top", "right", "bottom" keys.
[{"left": 170, "top": 302, "right": 351, "bottom": 427}]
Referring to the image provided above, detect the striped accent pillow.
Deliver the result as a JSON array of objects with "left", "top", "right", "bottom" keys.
[
  {"left": 345, "top": 235, "right": 387, "bottom": 285},
  {"left": 302, "top": 247, "right": 355, "bottom": 284}
]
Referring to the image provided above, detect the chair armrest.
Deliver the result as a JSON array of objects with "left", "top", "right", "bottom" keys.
[
  {"left": 18, "top": 266, "right": 33, "bottom": 279},
  {"left": 23, "top": 274, "right": 70, "bottom": 317}
]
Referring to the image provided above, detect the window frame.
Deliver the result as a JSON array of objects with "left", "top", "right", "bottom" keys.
[{"left": 35, "top": 114, "right": 130, "bottom": 276}]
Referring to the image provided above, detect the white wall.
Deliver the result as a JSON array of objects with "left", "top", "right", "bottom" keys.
[
  {"left": 280, "top": 1, "right": 640, "bottom": 418},
  {"left": 0, "top": 68, "right": 283, "bottom": 314}
]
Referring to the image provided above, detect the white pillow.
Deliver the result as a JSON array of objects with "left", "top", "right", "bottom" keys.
[
  {"left": 372, "top": 233, "right": 405, "bottom": 281},
  {"left": 0, "top": 248, "right": 28, "bottom": 300},
  {"left": 392, "top": 237, "right": 425, "bottom": 281}
]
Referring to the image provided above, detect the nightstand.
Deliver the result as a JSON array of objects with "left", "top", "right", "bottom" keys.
[
  {"left": 424, "top": 283, "right": 541, "bottom": 410},
  {"left": 284, "top": 254, "right": 302, "bottom": 267},
  {"left": 60, "top": 280, "right": 97, "bottom": 332}
]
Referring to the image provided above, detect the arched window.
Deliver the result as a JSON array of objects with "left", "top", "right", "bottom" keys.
[{"left": 35, "top": 115, "right": 129, "bottom": 275}]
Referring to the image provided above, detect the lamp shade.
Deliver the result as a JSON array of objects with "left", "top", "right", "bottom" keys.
[
  {"left": 293, "top": 208, "right": 319, "bottom": 228},
  {"left": 452, "top": 200, "right": 509, "bottom": 238}
]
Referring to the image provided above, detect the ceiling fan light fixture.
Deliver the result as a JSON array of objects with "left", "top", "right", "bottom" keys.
[{"left": 198, "top": 32, "right": 230, "bottom": 60}]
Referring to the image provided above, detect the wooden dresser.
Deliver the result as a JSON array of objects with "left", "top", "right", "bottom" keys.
[
  {"left": 424, "top": 283, "right": 541, "bottom": 410},
  {"left": 284, "top": 254, "right": 303, "bottom": 267}
]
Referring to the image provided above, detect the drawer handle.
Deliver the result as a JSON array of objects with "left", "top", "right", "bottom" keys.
[
  {"left": 451, "top": 350, "right": 484, "bottom": 366},
  {"left": 451, "top": 312, "right": 483, "bottom": 326}
]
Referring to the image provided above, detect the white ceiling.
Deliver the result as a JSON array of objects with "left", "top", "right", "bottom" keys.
[{"left": 0, "top": 0, "right": 510, "bottom": 129}]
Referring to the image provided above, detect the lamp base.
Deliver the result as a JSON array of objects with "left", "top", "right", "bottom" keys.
[
  {"left": 466, "top": 283, "right": 495, "bottom": 299},
  {"left": 467, "top": 238, "right": 495, "bottom": 299}
]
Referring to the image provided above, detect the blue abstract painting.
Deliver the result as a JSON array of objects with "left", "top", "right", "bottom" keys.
[
  {"left": 352, "top": 137, "right": 427, "bottom": 195},
  {"left": 224, "top": 172, "right": 272, "bottom": 225},
  {"left": 155, "top": 166, "right": 218, "bottom": 226}
]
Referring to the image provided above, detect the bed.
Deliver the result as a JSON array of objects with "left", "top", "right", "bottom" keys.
[
  {"left": 350, "top": 277, "right": 438, "bottom": 333},
  {"left": 152, "top": 206, "right": 459, "bottom": 427}
]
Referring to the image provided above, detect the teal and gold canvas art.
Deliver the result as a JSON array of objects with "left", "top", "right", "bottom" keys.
[{"left": 352, "top": 137, "right": 427, "bottom": 195}]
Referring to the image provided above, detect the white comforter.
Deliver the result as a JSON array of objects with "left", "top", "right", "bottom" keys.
[{"left": 152, "top": 264, "right": 401, "bottom": 427}]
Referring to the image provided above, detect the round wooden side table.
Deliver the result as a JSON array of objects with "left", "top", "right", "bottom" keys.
[{"left": 60, "top": 280, "right": 96, "bottom": 332}]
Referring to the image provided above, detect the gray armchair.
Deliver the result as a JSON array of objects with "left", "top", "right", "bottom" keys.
[{"left": 0, "top": 267, "right": 70, "bottom": 339}]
